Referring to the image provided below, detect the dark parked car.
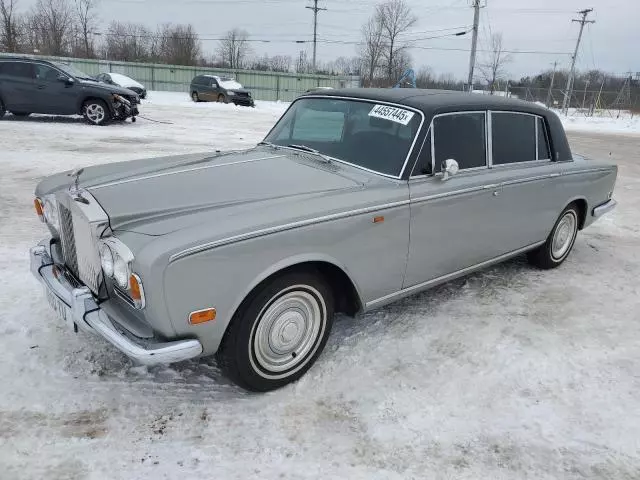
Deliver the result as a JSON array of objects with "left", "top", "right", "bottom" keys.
[
  {"left": 95, "top": 72, "right": 147, "bottom": 99},
  {"left": 0, "top": 57, "right": 140, "bottom": 125},
  {"left": 190, "top": 75, "right": 255, "bottom": 107}
]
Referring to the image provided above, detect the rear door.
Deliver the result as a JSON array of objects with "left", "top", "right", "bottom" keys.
[
  {"left": 489, "top": 112, "right": 564, "bottom": 251},
  {"left": 405, "top": 111, "right": 508, "bottom": 287},
  {"left": 0, "top": 61, "right": 36, "bottom": 111},
  {"left": 32, "top": 63, "right": 78, "bottom": 114}
]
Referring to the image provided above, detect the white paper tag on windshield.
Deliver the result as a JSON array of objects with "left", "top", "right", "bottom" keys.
[{"left": 368, "top": 104, "right": 415, "bottom": 125}]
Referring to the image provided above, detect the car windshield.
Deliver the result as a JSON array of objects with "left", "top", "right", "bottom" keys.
[
  {"left": 54, "top": 62, "right": 94, "bottom": 80},
  {"left": 263, "top": 97, "right": 422, "bottom": 177}
]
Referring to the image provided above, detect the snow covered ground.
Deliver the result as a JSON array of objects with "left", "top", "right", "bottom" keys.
[
  {"left": 560, "top": 109, "right": 640, "bottom": 136},
  {"left": 1, "top": 93, "right": 639, "bottom": 479}
]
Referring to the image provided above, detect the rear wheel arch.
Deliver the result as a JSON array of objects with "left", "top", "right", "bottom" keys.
[{"left": 571, "top": 198, "right": 588, "bottom": 230}]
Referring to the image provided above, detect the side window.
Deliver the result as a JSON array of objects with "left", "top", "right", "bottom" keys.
[
  {"left": 537, "top": 117, "right": 551, "bottom": 160},
  {"left": 433, "top": 113, "right": 486, "bottom": 170},
  {"left": 211, "top": 78, "right": 219, "bottom": 87},
  {"left": 0, "top": 61, "right": 33, "bottom": 79},
  {"left": 34, "top": 64, "right": 61, "bottom": 82},
  {"left": 491, "top": 112, "right": 536, "bottom": 165},
  {"left": 411, "top": 129, "right": 432, "bottom": 176}
]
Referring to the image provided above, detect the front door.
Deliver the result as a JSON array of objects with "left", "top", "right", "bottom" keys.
[
  {"left": 32, "top": 64, "right": 78, "bottom": 115},
  {"left": 404, "top": 111, "right": 507, "bottom": 288}
]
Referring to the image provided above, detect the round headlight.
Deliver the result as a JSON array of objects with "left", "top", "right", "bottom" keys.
[
  {"left": 113, "top": 255, "right": 130, "bottom": 289},
  {"left": 43, "top": 199, "right": 59, "bottom": 231},
  {"left": 99, "top": 243, "right": 114, "bottom": 278}
]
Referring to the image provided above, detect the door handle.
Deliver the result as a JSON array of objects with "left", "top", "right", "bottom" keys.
[
  {"left": 493, "top": 190, "right": 500, "bottom": 196},
  {"left": 37, "top": 85, "right": 46, "bottom": 89}
]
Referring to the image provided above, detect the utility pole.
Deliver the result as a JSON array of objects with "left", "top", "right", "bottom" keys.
[
  {"left": 546, "top": 61, "right": 558, "bottom": 108},
  {"left": 562, "top": 8, "right": 595, "bottom": 114},
  {"left": 466, "top": 0, "right": 483, "bottom": 92},
  {"left": 306, "top": 0, "right": 327, "bottom": 73}
]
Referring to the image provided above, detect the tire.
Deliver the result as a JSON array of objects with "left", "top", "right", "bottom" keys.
[
  {"left": 527, "top": 204, "right": 580, "bottom": 269},
  {"left": 217, "top": 270, "right": 334, "bottom": 392},
  {"left": 217, "top": 94, "right": 226, "bottom": 103},
  {"left": 82, "top": 99, "right": 111, "bottom": 126},
  {"left": 0, "top": 99, "right": 6, "bottom": 119},
  {"left": 191, "top": 91, "right": 200, "bottom": 102},
  {"left": 11, "top": 111, "right": 31, "bottom": 117}
]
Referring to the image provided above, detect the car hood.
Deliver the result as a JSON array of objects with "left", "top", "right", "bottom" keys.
[
  {"left": 227, "top": 88, "right": 251, "bottom": 94},
  {"left": 83, "top": 149, "right": 364, "bottom": 235},
  {"left": 78, "top": 79, "right": 138, "bottom": 96}
]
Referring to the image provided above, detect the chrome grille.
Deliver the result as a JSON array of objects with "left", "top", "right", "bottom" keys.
[
  {"left": 59, "top": 204, "right": 79, "bottom": 276},
  {"left": 58, "top": 201, "right": 103, "bottom": 294}
]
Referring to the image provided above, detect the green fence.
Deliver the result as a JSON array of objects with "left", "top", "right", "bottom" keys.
[{"left": 0, "top": 53, "right": 360, "bottom": 102}]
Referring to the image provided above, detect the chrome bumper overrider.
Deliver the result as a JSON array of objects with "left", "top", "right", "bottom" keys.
[
  {"left": 593, "top": 199, "right": 617, "bottom": 218},
  {"left": 30, "top": 239, "right": 202, "bottom": 365}
]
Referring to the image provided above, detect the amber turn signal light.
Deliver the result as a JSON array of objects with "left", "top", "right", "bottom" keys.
[
  {"left": 34, "top": 198, "right": 44, "bottom": 221},
  {"left": 129, "top": 275, "right": 142, "bottom": 301},
  {"left": 189, "top": 308, "right": 216, "bottom": 325}
]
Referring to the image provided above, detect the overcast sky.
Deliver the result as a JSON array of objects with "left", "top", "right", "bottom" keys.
[{"left": 23, "top": 0, "right": 640, "bottom": 79}]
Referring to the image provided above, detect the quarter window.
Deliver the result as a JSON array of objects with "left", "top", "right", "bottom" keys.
[
  {"left": 491, "top": 112, "right": 536, "bottom": 165},
  {"left": 433, "top": 112, "right": 486, "bottom": 170}
]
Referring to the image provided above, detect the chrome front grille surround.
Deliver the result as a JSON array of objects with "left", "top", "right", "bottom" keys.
[{"left": 56, "top": 191, "right": 109, "bottom": 294}]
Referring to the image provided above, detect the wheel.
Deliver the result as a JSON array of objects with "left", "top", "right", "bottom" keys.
[
  {"left": 217, "top": 94, "right": 226, "bottom": 103},
  {"left": 527, "top": 204, "right": 579, "bottom": 269},
  {"left": 11, "top": 111, "right": 31, "bottom": 117},
  {"left": 191, "top": 91, "right": 200, "bottom": 102},
  {"left": 0, "top": 99, "right": 6, "bottom": 119},
  {"left": 82, "top": 99, "right": 111, "bottom": 126},
  {"left": 217, "top": 270, "right": 334, "bottom": 392}
]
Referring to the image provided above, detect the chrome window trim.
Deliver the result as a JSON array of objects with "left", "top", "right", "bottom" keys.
[
  {"left": 487, "top": 110, "right": 493, "bottom": 168},
  {"left": 274, "top": 95, "right": 426, "bottom": 180},
  {"left": 365, "top": 241, "right": 546, "bottom": 310},
  {"left": 169, "top": 199, "right": 411, "bottom": 262},
  {"left": 409, "top": 126, "right": 432, "bottom": 178},
  {"left": 431, "top": 110, "right": 489, "bottom": 173},
  {"left": 489, "top": 111, "right": 552, "bottom": 166}
]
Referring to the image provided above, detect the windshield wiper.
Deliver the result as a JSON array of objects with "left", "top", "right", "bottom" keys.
[{"left": 287, "top": 144, "right": 333, "bottom": 164}]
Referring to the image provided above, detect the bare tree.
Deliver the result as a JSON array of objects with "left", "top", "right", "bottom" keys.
[
  {"left": 73, "top": 0, "right": 97, "bottom": 57},
  {"left": 216, "top": 28, "right": 250, "bottom": 69},
  {"left": 269, "top": 54, "right": 291, "bottom": 72},
  {"left": 479, "top": 33, "right": 512, "bottom": 94},
  {"left": 27, "top": 0, "right": 74, "bottom": 55},
  {"left": 359, "top": 14, "right": 384, "bottom": 86},
  {"left": 156, "top": 23, "right": 201, "bottom": 65},
  {"left": 376, "top": 0, "right": 417, "bottom": 82},
  {"left": 104, "top": 21, "right": 153, "bottom": 62},
  {"left": 0, "top": 0, "right": 21, "bottom": 52}
]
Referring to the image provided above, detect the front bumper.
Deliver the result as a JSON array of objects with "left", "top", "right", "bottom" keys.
[
  {"left": 231, "top": 95, "right": 255, "bottom": 106},
  {"left": 30, "top": 239, "right": 202, "bottom": 365}
]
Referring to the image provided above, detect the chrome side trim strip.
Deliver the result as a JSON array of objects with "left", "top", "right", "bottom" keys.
[
  {"left": 562, "top": 167, "right": 613, "bottom": 177},
  {"left": 365, "top": 241, "right": 545, "bottom": 310},
  {"left": 411, "top": 184, "right": 489, "bottom": 204},
  {"left": 89, "top": 155, "right": 286, "bottom": 189},
  {"left": 169, "top": 199, "right": 411, "bottom": 262},
  {"left": 501, "top": 173, "right": 557, "bottom": 187}
]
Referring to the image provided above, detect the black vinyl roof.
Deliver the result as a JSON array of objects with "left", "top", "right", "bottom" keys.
[
  {"left": 306, "top": 87, "right": 572, "bottom": 162},
  {"left": 307, "top": 88, "right": 550, "bottom": 117}
]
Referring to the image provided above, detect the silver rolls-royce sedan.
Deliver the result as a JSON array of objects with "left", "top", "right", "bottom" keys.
[{"left": 30, "top": 89, "right": 617, "bottom": 391}]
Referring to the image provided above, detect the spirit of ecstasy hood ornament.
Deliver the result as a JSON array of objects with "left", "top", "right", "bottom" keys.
[{"left": 68, "top": 168, "right": 89, "bottom": 203}]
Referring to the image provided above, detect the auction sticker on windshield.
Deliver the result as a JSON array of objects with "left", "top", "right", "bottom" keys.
[{"left": 368, "top": 104, "right": 415, "bottom": 125}]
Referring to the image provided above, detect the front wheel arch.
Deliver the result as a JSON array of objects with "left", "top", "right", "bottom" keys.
[{"left": 226, "top": 259, "right": 363, "bottom": 330}]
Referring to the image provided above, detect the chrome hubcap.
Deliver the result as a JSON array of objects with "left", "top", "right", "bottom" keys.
[
  {"left": 252, "top": 286, "right": 325, "bottom": 377},
  {"left": 85, "top": 104, "right": 105, "bottom": 123},
  {"left": 551, "top": 211, "right": 577, "bottom": 260}
]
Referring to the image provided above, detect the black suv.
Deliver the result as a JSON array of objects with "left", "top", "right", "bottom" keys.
[
  {"left": 190, "top": 75, "right": 255, "bottom": 107},
  {"left": 0, "top": 57, "right": 140, "bottom": 125}
]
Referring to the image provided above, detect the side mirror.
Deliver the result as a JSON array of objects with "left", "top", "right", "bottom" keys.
[
  {"left": 441, "top": 158, "right": 459, "bottom": 181},
  {"left": 58, "top": 74, "right": 74, "bottom": 86}
]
